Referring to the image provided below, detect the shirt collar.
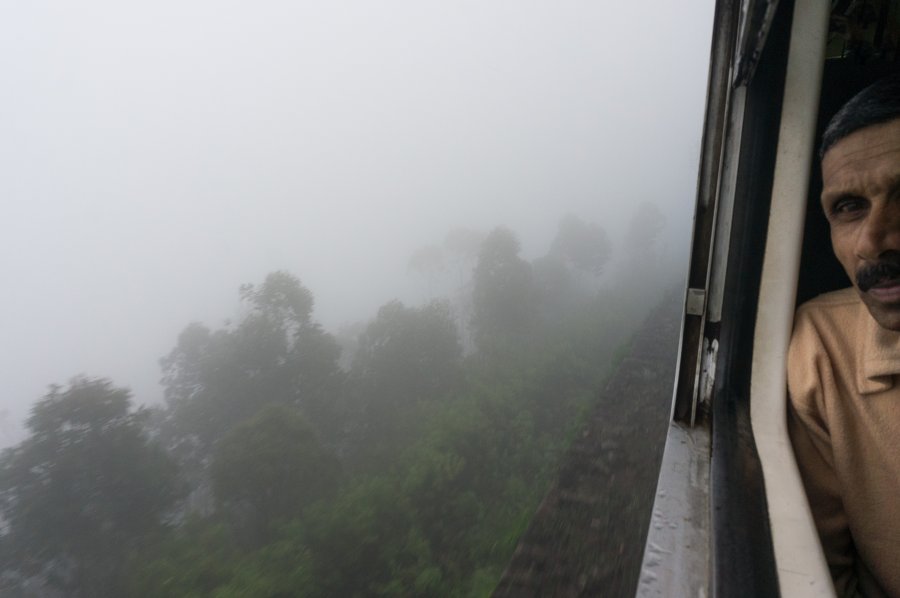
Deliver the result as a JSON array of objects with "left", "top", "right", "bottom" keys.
[{"left": 858, "top": 303, "right": 900, "bottom": 394}]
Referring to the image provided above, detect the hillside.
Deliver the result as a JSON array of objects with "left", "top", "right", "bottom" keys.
[{"left": 493, "top": 292, "right": 682, "bottom": 597}]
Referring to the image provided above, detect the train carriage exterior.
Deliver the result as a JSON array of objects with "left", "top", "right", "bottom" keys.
[{"left": 639, "top": 1, "right": 900, "bottom": 596}]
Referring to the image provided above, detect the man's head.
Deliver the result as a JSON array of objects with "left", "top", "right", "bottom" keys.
[{"left": 820, "top": 74, "right": 900, "bottom": 330}]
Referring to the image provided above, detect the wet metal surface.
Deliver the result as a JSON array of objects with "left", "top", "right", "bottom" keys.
[{"left": 636, "top": 422, "right": 711, "bottom": 598}]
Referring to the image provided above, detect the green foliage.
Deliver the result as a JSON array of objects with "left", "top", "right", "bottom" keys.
[
  {"left": 240, "top": 270, "right": 315, "bottom": 329},
  {"left": 7, "top": 215, "right": 666, "bottom": 597},
  {"left": 207, "top": 528, "right": 317, "bottom": 598},
  {"left": 346, "top": 299, "right": 463, "bottom": 466},
  {"left": 301, "top": 478, "right": 424, "bottom": 597},
  {"left": 159, "top": 271, "right": 344, "bottom": 456},
  {"left": 353, "top": 300, "right": 463, "bottom": 404},
  {"left": 127, "top": 520, "right": 242, "bottom": 597},
  {"left": 0, "top": 377, "right": 181, "bottom": 596},
  {"left": 210, "top": 405, "right": 339, "bottom": 546}
]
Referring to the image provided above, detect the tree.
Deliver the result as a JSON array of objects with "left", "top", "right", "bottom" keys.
[
  {"left": 442, "top": 228, "right": 486, "bottom": 350},
  {"left": 160, "top": 271, "right": 344, "bottom": 453},
  {"left": 531, "top": 254, "right": 579, "bottom": 325},
  {"left": 620, "top": 202, "right": 665, "bottom": 265},
  {"left": 548, "top": 214, "right": 612, "bottom": 277},
  {"left": 0, "top": 377, "right": 181, "bottom": 597},
  {"left": 616, "top": 202, "right": 668, "bottom": 304},
  {"left": 210, "top": 405, "right": 339, "bottom": 547},
  {"left": 353, "top": 300, "right": 462, "bottom": 405},
  {"left": 301, "top": 478, "right": 428, "bottom": 597},
  {"left": 408, "top": 245, "right": 447, "bottom": 299},
  {"left": 470, "top": 228, "right": 536, "bottom": 351},
  {"left": 347, "top": 300, "right": 463, "bottom": 463},
  {"left": 442, "top": 228, "right": 486, "bottom": 286},
  {"left": 239, "top": 270, "right": 315, "bottom": 333}
]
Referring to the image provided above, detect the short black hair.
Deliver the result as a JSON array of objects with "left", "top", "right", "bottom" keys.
[{"left": 820, "top": 73, "right": 900, "bottom": 159}]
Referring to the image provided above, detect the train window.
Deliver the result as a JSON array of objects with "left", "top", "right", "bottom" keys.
[
  {"left": 641, "top": 2, "right": 898, "bottom": 597},
  {"left": 757, "top": 1, "right": 900, "bottom": 597}
]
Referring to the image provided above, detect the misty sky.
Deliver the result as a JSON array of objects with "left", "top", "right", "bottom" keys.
[{"left": 1, "top": 1, "right": 714, "bottom": 445}]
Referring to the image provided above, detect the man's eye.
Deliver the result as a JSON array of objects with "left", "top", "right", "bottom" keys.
[{"left": 831, "top": 197, "right": 866, "bottom": 216}]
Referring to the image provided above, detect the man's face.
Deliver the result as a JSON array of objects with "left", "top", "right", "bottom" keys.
[{"left": 822, "top": 117, "right": 900, "bottom": 330}]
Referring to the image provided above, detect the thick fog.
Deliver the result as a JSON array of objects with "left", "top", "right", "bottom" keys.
[{"left": 0, "top": 1, "right": 713, "bottom": 445}]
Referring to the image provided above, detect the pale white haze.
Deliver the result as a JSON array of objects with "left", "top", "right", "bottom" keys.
[{"left": 0, "top": 1, "right": 714, "bottom": 445}]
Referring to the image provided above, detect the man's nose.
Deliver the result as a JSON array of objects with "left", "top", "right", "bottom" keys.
[{"left": 856, "top": 202, "right": 900, "bottom": 260}]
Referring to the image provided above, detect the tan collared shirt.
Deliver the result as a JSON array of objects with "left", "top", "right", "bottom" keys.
[{"left": 788, "top": 288, "right": 900, "bottom": 598}]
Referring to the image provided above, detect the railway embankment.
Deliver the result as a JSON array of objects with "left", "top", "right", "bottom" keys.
[{"left": 493, "top": 291, "right": 683, "bottom": 597}]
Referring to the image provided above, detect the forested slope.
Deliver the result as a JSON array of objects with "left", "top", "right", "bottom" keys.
[
  {"left": 0, "top": 213, "right": 681, "bottom": 597},
  {"left": 493, "top": 292, "right": 681, "bottom": 597}
]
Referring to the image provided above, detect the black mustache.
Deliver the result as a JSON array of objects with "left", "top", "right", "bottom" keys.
[{"left": 857, "top": 257, "right": 900, "bottom": 292}]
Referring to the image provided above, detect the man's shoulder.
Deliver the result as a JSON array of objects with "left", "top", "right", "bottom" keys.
[
  {"left": 794, "top": 287, "right": 861, "bottom": 329},
  {"left": 797, "top": 287, "right": 859, "bottom": 312},
  {"left": 789, "top": 288, "right": 861, "bottom": 380},
  {"left": 787, "top": 289, "right": 863, "bottom": 413}
]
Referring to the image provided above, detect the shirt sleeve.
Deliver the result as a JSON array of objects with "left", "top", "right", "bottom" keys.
[{"left": 787, "top": 312, "right": 862, "bottom": 598}]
